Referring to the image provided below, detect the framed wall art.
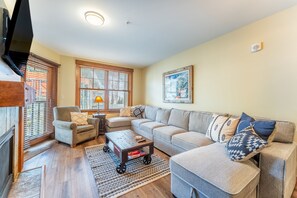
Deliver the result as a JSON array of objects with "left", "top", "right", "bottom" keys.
[{"left": 163, "top": 65, "right": 193, "bottom": 103}]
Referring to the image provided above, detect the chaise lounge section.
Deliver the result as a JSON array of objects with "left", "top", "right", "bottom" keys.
[
  {"left": 106, "top": 105, "right": 296, "bottom": 197},
  {"left": 171, "top": 143, "right": 260, "bottom": 197}
]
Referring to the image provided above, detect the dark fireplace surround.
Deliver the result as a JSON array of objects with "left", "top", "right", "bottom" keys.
[{"left": 0, "top": 126, "right": 14, "bottom": 198}]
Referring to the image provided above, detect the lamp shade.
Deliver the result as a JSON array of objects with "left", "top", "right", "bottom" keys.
[{"left": 94, "top": 96, "right": 104, "bottom": 103}]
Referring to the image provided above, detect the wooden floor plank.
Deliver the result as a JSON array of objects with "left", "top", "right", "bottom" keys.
[
  {"left": 22, "top": 136, "right": 172, "bottom": 198},
  {"left": 23, "top": 136, "right": 297, "bottom": 198}
]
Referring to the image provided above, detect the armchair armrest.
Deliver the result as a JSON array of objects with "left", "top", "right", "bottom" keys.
[
  {"left": 53, "top": 120, "right": 77, "bottom": 130},
  {"left": 87, "top": 118, "right": 99, "bottom": 133},
  {"left": 87, "top": 118, "right": 98, "bottom": 126},
  {"left": 259, "top": 142, "right": 296, "bottom": 198}
]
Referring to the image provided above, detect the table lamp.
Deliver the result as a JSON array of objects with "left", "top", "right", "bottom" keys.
[{"left": 94, "top": 96, "right": 104, "bottom": 114}]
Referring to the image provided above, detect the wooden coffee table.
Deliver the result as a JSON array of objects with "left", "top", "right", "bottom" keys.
[{"left": 103, "top": 130, "right": 154, "bottom": 174}]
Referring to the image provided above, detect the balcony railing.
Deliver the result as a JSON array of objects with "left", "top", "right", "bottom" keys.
[{"left": 24, "top": 101, "right": 48, "bottom": 141}]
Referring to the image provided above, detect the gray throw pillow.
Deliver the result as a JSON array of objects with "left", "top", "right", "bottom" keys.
[{"left": 132, "top": 106, "right": 145, "bottom": 118}]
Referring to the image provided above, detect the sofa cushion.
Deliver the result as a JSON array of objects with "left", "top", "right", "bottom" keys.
[
  {"left": 153, "top": 126, "right": 186, "bottom": 143},
  {"left": 206, "top": 114, "right": 240, "bottom": 143},
  {"left": 144, "top": 106, "right": 159, "bottom": 121},
  {"left": 226, "top": 126, "right": 268, "bottom": 162},
  {"left": 131, "top": 118, "right": 152, "bottom": 128},
  {"left": 156, "top": 108, "right": 171, "bottom": 125},
  {"left": 273, "top": 121, "right": 295, "bottom": 143},
  {"left": 140, "top": 121, "right": 166, "bottom": 135},
  {"left": 172, "top": 132, "right": 214, "bottom": 151},
  {"left": 170, "top": 143, "right": 260, "bottom": 197},
  {"left": 77, "top": 124, "right": 94, "bottom": 134},
  {"left": 106, "top": 117, "right": 137, "bottom": 128},
  {"left": 168, "top": 109, "right": 190, "bottom": 130},
  {"left": 188, "top": 111, "right": 213, "bottom": 134},
  {"left": 53, "top": 106, "right": 80, "bottom": 121}
]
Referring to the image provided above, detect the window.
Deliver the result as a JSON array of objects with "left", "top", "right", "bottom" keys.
[{"left": 76, "top": 60, "right": 133, "bottom": 111}]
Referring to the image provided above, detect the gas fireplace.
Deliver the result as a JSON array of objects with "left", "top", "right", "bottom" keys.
[{"left": 0, "top": 126, "right": 14, "bottom": 198}]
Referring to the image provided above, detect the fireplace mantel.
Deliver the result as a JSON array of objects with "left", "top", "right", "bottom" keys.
[{"left": 0, "top": 81, "right": 35, "bottom": 107}]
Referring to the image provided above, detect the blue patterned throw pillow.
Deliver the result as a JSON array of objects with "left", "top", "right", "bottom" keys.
[
  {"left": 226, "top": 126, "right": 268, "bottom": 162},
  {"left": 236, "top": 112, "right": 276, "bottom": 143},
  {"left": 239, "top": 112, "right": 255, "bottom": 122}
]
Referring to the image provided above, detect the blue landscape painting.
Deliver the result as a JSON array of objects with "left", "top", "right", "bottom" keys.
[{"left": 164, "top": 70, "right": 189, "bottom": 101}]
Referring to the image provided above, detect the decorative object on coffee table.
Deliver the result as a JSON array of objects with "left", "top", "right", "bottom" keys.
[
  {"left": 103, "top": 130, "right": 154, "bottom": 174},
  {"left": 92, "top": 113, "right": 106, "bottom": 135},
  {"left": 163, "top": 65, "right": 193, "bottom": 103},
  {"left": 85, "top": 144, "right": 170, "bottom": 198},
  {"left": 94, "top": 95, "right": 104, "bottom": 114}
]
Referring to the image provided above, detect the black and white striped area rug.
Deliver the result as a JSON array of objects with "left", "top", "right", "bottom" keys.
[{"left": 85, "top": 144, "right": 170, "bottom": 198}]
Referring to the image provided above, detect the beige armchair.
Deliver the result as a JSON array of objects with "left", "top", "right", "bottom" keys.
[{"left": 52, "top": 106, "right": 99, "bottom": 147}]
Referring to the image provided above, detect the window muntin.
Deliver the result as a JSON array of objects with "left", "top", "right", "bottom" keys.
[{"left": 77, "top": 63, "right": 132, "bottom": 111}]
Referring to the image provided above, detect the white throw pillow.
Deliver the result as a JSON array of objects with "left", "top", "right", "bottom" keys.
[
  {"left": 206, "top": 114, "right": 240, "bottom": 143},
  {"left": 70, "top": 112, "right": 88, "bottom": 126},
  {"left": 120, "top": 107, "right": 132, "bottom": 117}
]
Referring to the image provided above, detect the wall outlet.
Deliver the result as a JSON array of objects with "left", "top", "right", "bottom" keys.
[{"left": 251, "top": 42, "right": 263, "bottom": 53}]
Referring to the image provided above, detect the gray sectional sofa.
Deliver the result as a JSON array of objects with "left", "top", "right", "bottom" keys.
[{"left": 106, "top": 105, "right": 296, "bottom": 198}]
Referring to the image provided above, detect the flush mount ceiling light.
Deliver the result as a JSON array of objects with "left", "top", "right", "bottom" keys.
[{"left": 85, "top": 11, "right": 105, "bottom": 26}]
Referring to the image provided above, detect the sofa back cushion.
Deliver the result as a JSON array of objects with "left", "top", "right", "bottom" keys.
[
  {"left": 168, "top": 109, "right": 191, "bottom": 130},
  {"left": 273, "top": 121, "right": 295, "bottom": 143},
  {"left": 53, "top": 106, "right": 80, "bottom": 121},
  {"left": 144, "top": 106, "right": 159, "bottom": 121},
  {"left": 156, "top": 108, "right": 172, "bottom": 124},
  {"left": 189, "top": 111, "right": 213, "bottom": 134}
]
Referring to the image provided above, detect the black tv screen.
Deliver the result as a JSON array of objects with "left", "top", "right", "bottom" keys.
[{"left": 1, "top": 0, "right": 33, "bottom": 77}]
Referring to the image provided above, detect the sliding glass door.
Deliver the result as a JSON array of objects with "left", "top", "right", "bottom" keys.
[{"left": 23, "top": 56, "right": 57, "bottom": 149}]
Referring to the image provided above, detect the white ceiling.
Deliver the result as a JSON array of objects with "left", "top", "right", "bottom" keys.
[{"left": 29, "top": 0, "right": 297, "bottom": 67}]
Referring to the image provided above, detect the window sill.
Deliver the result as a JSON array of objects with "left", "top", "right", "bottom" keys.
[{"left": 29, "top": 133, "right": 54, "bottom": 147}]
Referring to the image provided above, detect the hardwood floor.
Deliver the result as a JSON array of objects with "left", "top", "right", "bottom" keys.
[
  {"left": 23, "top": 136, "right": 173, "bottom": 198},
  {"left": 24, "top": 136, "right": 297, "bottom": 198}
]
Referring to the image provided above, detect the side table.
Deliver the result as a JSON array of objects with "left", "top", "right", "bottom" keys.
[{"left": 93, "top": 113, "right": 106, "bottom": 135}]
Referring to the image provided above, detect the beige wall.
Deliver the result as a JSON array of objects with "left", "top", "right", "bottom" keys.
[
  {"left": 57, "top": 56, "right": 76, "bottom": 106},
  {"left": 57, "top": 56, "right": 143, "bottom": 106},
  {"left": 30, "top": 41, "right": 61, "bottom": 64},
  {"left": 132, "top": 67, "right": 143, "bottom": 105},
  {"left": 143, "top": 5, "right": 297, "bottom": 131}
]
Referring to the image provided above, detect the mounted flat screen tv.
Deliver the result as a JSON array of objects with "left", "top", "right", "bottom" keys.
[{"left": 1, "top": 0, "right": 33, "bottom": 77}]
